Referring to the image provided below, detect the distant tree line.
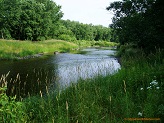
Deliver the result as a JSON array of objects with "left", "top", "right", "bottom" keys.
[
  {"left": 58, "top": 20, "right": 111, "bottom": 41},
  {"left": 0, "top": 0, "right": 111, "bottom": 41},
  {"left": 107, "top": 0, "right": 164, "bottom": 51}
]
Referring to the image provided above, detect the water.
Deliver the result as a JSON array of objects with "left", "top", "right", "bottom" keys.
[{"left": 0, "top": 48, "right": 120, "bottom": 98}]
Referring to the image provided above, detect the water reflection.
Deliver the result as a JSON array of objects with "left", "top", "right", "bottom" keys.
[
  {"left": 56, "top": 57, "right": 120, "bottom": 87},
  {"left": 0, "top": 48, "right": 120, "bottom": 98}
]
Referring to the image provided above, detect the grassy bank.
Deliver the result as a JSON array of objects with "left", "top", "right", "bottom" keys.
[
  {"left": 0, "top": 39, "right": 117, "bottom": 60},
  {"left": 22, "top": 49, "right": 163, "bottom": 123},
  {"left": 72, "top": 40, "right": 118, "bottom": 48},
  {"left": 0, "top": 39, "right": 79, "bottom": 60},
  {"left": 1, "top": 47, "right": 163, "bottom": 122}
]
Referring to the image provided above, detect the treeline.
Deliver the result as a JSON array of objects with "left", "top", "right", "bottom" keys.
[
  {"left": 0, "top": 0, "right": 111, "bottom": 41},
  {"left": 107, "top": 0, "right": 164, "bottom": 51},
  {"left": 58, "top": 20, "right": 111, "bottom": 41}
]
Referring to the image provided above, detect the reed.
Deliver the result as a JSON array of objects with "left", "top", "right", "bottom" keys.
[
  {"left": 0, "top": 73, "right": 28, "bottom": 123},
  {"left": 0, "top": 48, "right": 163, "bottom": 123}
]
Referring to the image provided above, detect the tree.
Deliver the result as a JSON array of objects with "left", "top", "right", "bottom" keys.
[
  {"left": 0, "top": 0, "right": 21, "bottom": 39},
  {"left": 0, "top": 0, "right": 63, "bottom": 41},
  {"left": 60, "top": 20, "right": 111, "bottom": 41},
  {"left": 107, "top": 0, "right": 164, "bottom": 50}
]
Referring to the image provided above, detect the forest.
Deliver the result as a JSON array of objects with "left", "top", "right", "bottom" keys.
[
  {"left": 1, "top": 0, "right": 163, "bottom": 52},
  {"left": 0, "top": 0, "right": 111, "bottom": 42}
]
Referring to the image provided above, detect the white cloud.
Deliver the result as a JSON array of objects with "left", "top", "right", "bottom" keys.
[{"left": 54, "top": 0, "right": 120, "bottom": 27}]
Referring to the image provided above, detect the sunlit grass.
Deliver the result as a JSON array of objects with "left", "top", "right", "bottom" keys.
[
  {"left": 72, "top": 40, "right": 118, "bottom": 48},
  {"left": 0, "top": 39, "right": 118, "bottom": 60},
  {"left": 0, "top": 39, "right": 78, "bottom": 59}
]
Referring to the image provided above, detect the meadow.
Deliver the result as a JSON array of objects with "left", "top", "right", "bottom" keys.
[
  {"left": 0, "top": 39, "right": 117, "bottom": 60},
  {"left": 0, "top": 39, "right": 78, "bottom": 60},
  {"left": 0, "top": 45, "right": 163, "bottom": 123}
]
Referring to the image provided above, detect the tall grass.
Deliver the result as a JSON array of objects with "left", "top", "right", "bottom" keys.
[
  {"left": 1, "top": 48, "right": 163, "bottom": 122},
  {"left": 0, "top": 72, "right": 28, "bottom": 122},
  {"left": 0, "top": 39, "right": 117, "bottom": 60},
  {"left": 72, "top": 40, "right": 118, "bottom": 48},
  {"left": 0, "top": 39, "right": 78, "bottom": 59},
  {"left": 22, "top": 48, "right": 164, "bottom": 122}
]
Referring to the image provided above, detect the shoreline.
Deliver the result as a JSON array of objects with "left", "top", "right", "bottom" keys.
[
  {"left": 0, "top": 39, "right": 79, "bottom": 60},
  {"left": 0, "top": 39, "right": 118, "bottom": 60}
]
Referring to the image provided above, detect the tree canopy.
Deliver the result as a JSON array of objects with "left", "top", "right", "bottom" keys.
[
  {"left": 59, "top": 20, "right": 111, "bottom": 41},
  {"left": 107, "top": 0, "right": 164, "bottom": 51},
  {"left": 0, "top": 0, "right": 63, "bottom": 41},
  {"left": 0, "top": 0, "right": 111, "bottom": 41}
]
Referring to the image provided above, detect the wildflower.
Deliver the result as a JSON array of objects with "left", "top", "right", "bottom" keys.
[
  {"left": 156, "top": 87, "right": 160, "bottom": 89},
  {"left": 150, "top": 80, "right": 158, "bottom": 86},
  {"left": 138, "top": 112, "right": 142, "bottom": 116},
  {"left": 140, "top": 88, "right": 144, "bottom": 90},
  {"left": 147, "top": 86, "right": 151, "bottom": 89}
]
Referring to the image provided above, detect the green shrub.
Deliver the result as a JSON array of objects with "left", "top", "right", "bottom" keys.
[
  {"left": 58, "top": 34, "right": 77, "bottom": 41},
  {"left": 0, "top": 86, "right": 28, "bottom": 123}
]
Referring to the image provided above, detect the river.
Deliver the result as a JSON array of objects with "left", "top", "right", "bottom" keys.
[{"left": 0, "top": 48, "right": 120, "bottom": 98}]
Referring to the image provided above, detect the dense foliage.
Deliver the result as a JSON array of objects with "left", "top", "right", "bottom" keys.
[
  {"left": 0, "top": 0, "right": 63, "bottom": 41},
  {"left": 59, "top": 20, "right": 111, "bottom": 41},
  {"left": 0, "top": 0, "right": 111, "bottom": 42},
  {"left": 107, "top": 0, "right": 164, "bottom": 51}
]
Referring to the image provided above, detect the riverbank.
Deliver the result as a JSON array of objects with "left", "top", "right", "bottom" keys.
[
  {"left": 1, "top": 48, "right": 163, "bottom": 122},
  {"left": 0, "top": 39, "right": 118, "bottom": 60},
  {"left": 0, "top": 39, "right": 79, "bottom": 60},
  {"left": 27, "top": 49, "right": 163, "bottom": 123}
]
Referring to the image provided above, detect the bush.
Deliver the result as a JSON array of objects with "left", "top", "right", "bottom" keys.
[
  {"left": 0, "top": 86, "right": 28, "bottom": 122},
  {"left": 58, "top": 34, "right": 77, "bottom": 41},
  {"left": 0, "top": 91, "right": 27, "bottom": 123}
]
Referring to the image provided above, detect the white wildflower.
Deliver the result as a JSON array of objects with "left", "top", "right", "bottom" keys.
[
  {"left": 147, "top": 86, "right": 151, "bottom": 89},
  {"left": 150, "top": 80, "right": 158, "bottom": 86},
  {"left": 140, "top": 88, "right": 144, "bottom": 90},
  {"left": 156, "top": 87, "right": 160, "bottom": 89},
  {"left": 138, "top": 112, "right": 142, "bottom": 116}
]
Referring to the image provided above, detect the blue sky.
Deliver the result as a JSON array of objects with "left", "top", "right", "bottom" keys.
[{"left": 54, "top": 0, "right": 120, "bottom": 27}]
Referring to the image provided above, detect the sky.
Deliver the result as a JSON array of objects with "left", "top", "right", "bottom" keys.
[{"left": 54, "top": 0, "right": 120, "bottom": 27}]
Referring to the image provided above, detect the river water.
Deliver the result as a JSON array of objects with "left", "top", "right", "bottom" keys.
[{"left": 0, "top": 48, "right": 120, "bottom": 98}]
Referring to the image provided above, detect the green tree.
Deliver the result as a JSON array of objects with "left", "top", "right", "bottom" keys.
[
  {"left": 0, "top": 0, "right": 21, "bottom": 39},
  {"left": 0, "top": 0, "right": 62, "bottom": 41},
  {"left": 60, "top": 20, "right": 111, "bottom": 41},
  {"left": 107, "top": 0, "right": 164, "bottom": 50}
]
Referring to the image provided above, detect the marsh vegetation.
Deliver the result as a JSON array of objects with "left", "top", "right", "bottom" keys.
[{"left": 0, "top": 47, "right": 164, "bottom": 122}]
